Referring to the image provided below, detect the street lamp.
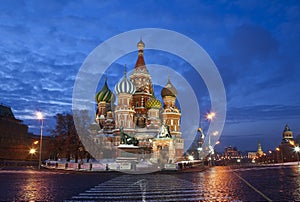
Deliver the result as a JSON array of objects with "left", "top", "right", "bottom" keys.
[
  {"left": 206, "top": 112, "right": 216, "bottom": 166},
  {"left": 36, "top": 111, "right": 44, "bottom": 169},
  {"left": 29, "top": 148, "right": 36, "bottom": 154},
  {"left": 295, "top": 146, "right": 300, "bottom": 165},
  {"left": 276, "top": 147, "right": 283, "bottom": 164},
  {"left": 213, "top": 131, "right": 219, "bottom": 136},
  {"left": 206, "top": 112, "right": 216, "bottom": 121},
  {"left": 188, "top": 155, "right": 194, "bottom": 161}
]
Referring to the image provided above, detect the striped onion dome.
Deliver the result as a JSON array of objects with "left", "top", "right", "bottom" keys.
[
  {"left": 95, "top": 80, "right": 114, "bottom": 103},
  {"left": 161, "top": 77, "right": 177, "bottom": 97},
  {"left": 145, "top": 96, "right": 162, "bottom": 109},
  {"left": 115, "top": 69, "right": 136, "bottom": 95}
]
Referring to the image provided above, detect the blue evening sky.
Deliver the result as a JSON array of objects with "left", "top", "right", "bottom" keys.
[{"left": 0, "top": 0, "right": 299, "bottom": 152}]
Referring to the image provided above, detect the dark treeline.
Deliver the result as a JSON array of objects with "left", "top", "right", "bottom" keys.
[{"left": 49, "top": 113, "right": 91, "bottom": 163}]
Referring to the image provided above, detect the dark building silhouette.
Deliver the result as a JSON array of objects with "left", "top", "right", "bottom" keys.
[
  {"left": 224, "top": 146, "right": 241, "bottom": 159},
  {"left": 0, "top": 104, "right": 50, "bottom": 161},
  {"left": 0, "top": 104, "right": 31, "bottom": 160}
]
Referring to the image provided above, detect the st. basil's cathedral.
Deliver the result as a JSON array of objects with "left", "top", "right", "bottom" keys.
[{"left": 94, "top": 39, "right": 184, "bottom": 164}]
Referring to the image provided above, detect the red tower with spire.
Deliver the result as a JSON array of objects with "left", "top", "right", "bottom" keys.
[{"left": 130, "top": 39, "right": 153, "bottom": 128}]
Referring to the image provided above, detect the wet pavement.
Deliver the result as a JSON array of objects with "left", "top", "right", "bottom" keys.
[
  {"left": 0, "top": 165, "right": 299, "bottom": 201},
  {"left": 0, "top": 166, "right": 122, "bottom": 201}
]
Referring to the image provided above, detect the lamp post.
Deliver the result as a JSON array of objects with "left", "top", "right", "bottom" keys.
[
  {"left": 206, "top": 112, "right": 216, "bottom": 166},
  {"left": 295, "top": 146, "right": 300, "bottom": 165},
  {"left": 36, "top": 112, "right": 44, "bottom": 169},
  {"left": 276, "top": 147, "right": 283, "bottom": 164},
  {"left": 197, "top": 127, "right": 205, "bottom": 161}
]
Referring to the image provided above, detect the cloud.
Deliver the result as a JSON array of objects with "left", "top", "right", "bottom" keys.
[
  {"left": 1, "top": 0, "right": 300, "bottom": 152},
  {"left": 227, "top": 104, "right": 300, "bottom": 124},
  {"left": 228, "top": 24, "right": 278, "bottom": 63}
]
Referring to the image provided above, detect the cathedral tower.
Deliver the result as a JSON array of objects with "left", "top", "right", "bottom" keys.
[
  {"left": 145, "top": 93, "right": 162, "bottom": 130},
  {"left": 161, "top": 77, "right": 181, "bottom": 136},
  {"left": 161, "top": 77, "right": 184, "bottom": 160},
  {"left": 95, "top": 78, "right": 114, "bottom": 129},
  {"left": 130, "top": 39, "right": 153, "bottom": 128},
  {"left": 114, "top": 69, "right": 136, "bottom": 131}
]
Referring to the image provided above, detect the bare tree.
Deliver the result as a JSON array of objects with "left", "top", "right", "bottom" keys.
[{"left": 51, "top": 113, "right": 88, "bottom": 163}]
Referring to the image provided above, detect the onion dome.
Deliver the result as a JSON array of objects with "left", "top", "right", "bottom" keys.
[
  {"left": 95, "top": 80, "right": 114, "bottom": 103},
  {"left": 115, "top": 68, "right": 136, "bottom": 95},
  {"left": 161, "top": 77, "right": 177, "bottom": 97},
  {"left": 145, "top": 96, "right": 162, "bottom": 109}
]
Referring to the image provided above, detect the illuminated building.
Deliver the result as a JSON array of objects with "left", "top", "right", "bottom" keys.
[
  {"left": 224, "top": 146, "right": 240, "bottom": 159},
  {"left": 257, "top": 139, "right": 264, "bottom": 157},
  {"left": 281, "top": 124, "right": 294, "bottom": 144},
  {"left": 277, "top": 124, "right": 297, "bottom": 162},
  {"left": 95, "top": 39, "right": 184, "bottom": 163}
]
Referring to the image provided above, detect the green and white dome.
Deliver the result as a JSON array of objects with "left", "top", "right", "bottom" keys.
[{"left": 95, "top": 80, "right": 114, "bottom": 103}]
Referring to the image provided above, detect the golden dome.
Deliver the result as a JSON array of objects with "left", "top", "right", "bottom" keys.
[{"left": 145, "top": 97, "right": 162, "bottom": 109}]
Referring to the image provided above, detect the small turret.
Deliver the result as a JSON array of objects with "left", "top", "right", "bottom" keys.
[{"left": 282, "top": 124, "right": 294, "bottom": 143}]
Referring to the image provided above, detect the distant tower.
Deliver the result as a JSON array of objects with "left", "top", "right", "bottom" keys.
[
  {"left": 257, "top": 140, "right": 264, "bottom": 157},
  {"left": 279, "top": 124, "right": 296, "bottom": 162},
  {"left": 130, "top": 39, "right": 153, "bottom": 128},
  {"left": 114, "top": 68, "right": 136, "bottom": 130},
  {"left": 282, "top": 124, "right": 294, "bottom": 143}
]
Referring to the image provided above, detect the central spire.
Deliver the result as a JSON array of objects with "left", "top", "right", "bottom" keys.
[
  {"left": 135, "top": 38, "right": 146, "bottom": 69},
  {"left": 130, "top": 39, "right": 152, "bottom": 95}
]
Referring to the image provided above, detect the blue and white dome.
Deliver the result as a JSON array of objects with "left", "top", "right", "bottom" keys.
[{"left": 115, "top": 70, "right": 136, "bottom": 95}]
